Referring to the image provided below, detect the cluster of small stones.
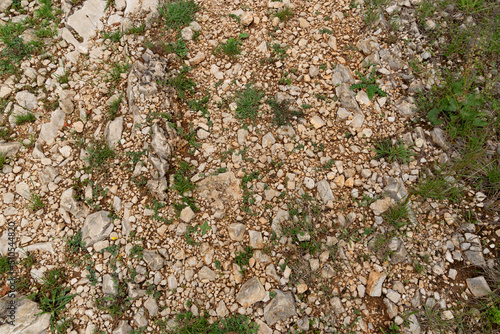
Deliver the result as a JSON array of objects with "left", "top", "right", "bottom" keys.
[{"left": 0, "top": 0, "right": 498, "bottom": 333}]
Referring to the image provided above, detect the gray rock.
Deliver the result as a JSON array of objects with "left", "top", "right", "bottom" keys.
[
  {"left": 357, "top": 37, "right": 380, "bottom": 55},
  {"left": 124, "top": 0, "right": 158, "bottom": 16},
  {"left": 330, "top": 297, "right": 344, "bottom": 315},
  {"left": 387, "top": 237, "right": 408, "bottom": 264},
  {"left": 198, "top": 266, "right": 216, "bottom": 282},
  {"left": 39, "top": 108, "right": 65, "bottom": 144},
  {"left": 39, "top": 166, "right": 58, "bottom": 185},
  {"left": 336, "top": 83, "right": 361, "bottom": 114},
  {"left": 271, "top": 210, "right": 289, "bottom": 236},
  {"left": 236, "top": 277, "right": 266, "bottom": 307},
  {"left": 113, "top": 321, "right": 132, "bottom": 334},
  {"left": 216, "top": 300, "right": 229, "bottom": 317},
  {"left": 430, "top": 128, "right": 449, "bottom": 150},
  {"left": 262, "top": 132, "right": 276, "bottom": 148},
  {"left": 15, "top": 91, "right": 37, "bottom": 111},
  {"left": 15, "top": 182, "right": 30, "bottom": 199},
  {"left": 0, "top": 295, "right": 51, "bottom": 333},
  {"left": 167, "top": 274, "right": 177, "bottom": 290},
  {"left": 464, "top": 250, "right": 486, "bottom": 267},
  {"left": 66, "top": 0, "right": 106, "bottom": 53},
  {"left": 317, "top": 180, "right": 334, "bottom": 203},
  {"left": 181, "top": 26, "right": 194, "bottom": 41},
  {"left": 331, "top": 64, "right": 354, "bottom": 86},
  {"left": 367, "top": 271, "right": 386, "bottom": 297},
  {"left": 383, "top": 298, "right": 398, "bottom": 318},
  {"left": 103, "top": 274, "right": 117, "bottom": 295},
  {"left": 133, "top": 307, "right": 148, "bottom": 327},
  {"left": 144, "top": 295, "right": 158, "bottom": 316},
  {"left": 81, "top": 211, "right": 113, "bottom": 247},
  {"left": 383, "top": 178, "right": 407, "bottom": 203},
  {"left": 0, "top": 142, "right": 22, "bottom": 158},
  {"left": 249, "top": 230, "right": 264, "bottom": 249},
  {"left": 403, "top": 314, "right": 421, "bottom": 334},
  {"left": 466, "top": 276, "right": 491, "bottom": 297},
  {"left": 264, "top": 290, "right": 296, "bottom": 326},
  {"left": 143, "top": 250, "right": 165, "bottom": 271},
  {"left": 151, "top": 124, "right": 172, "bottom": 161},
  {"left": 105, "top": 116, "right": 124, "bottom": 147},
  {"left": 380, "top": 49, "right": 404, "bottom": 71},
  {"left": 397, "top": 99, "right": 416, "bottom": 116},
  {"left": 0, "top": 0, "right": 12, "bottom": 12},
  {"left": 411, "top": 290, "right": 422, "bottom": 308},
  {"left": 228, "top": 223, "right": 246, "bottom": 241},
  {"left": 60, "top": 188, "right": 89, "bottom": 219}
]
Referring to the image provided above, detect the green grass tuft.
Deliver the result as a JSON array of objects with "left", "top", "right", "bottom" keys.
[
  {"left": 214, "top": 37, "right": 242, "bottom": 57},
  {"left": 14, "top": 112, "right": 36, "bottom": 125},
  {"left": 158, "top": 0, "right": 199, "bottom": 29},
  {"left": 108, "top": 94, "right": 123, "bottom": 120},
  {"left": 234, "top": 83, "right": 265, "bottom": 123},
  {"left": 267, "top": 97, "right": 303, "bottom": 126},
  {"left": 85, "top": 139, "right": 115, "bottom": 172},
  {"left": 414, "top": 172, "right": 463, "bottom": 203},
  {"left": 275, "top": 7, "right": 294, "bottom": 21},
  {"left": 374, "top": 139, "right": 414, "bottom": 164},
  {"left": 382, "top": 201, "right": 410, "bottom": 229}
]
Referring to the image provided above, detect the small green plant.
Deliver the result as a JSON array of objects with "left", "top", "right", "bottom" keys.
[
  {"left": 108, "top": 94, "right": 123, "bottom": 120},
  {"left": 14, "top": 112, "right": 36, "bottom": 125},
  {"left": 164, "top": 65, "right": 196, "bottom": 99},
  {"left": 214, "top": 37, "right": 242, "bottom": 57},
  {"left": 126, "top": 22, "right": 146, "bottom": 35},
  {"left": 66, "top": 231, "right": 85, "bottom": 253},
  {"left": 382, "top": 201, "right": 410, "bottom": 229},
  {"left": 349, "top": 66, "right": 387, "bottom": 100},
  {"left": 28, "top": 193, "right": 45, "bottom": 211},
  {"left": 164, "top": 38, "right": 189, "bottom": 58},
  {"left": 414, "top": 172, "right": 463, "bottom": 203},
  {"left": 106, "top": 61, "right": 131, "bottom": 87},
  {"left": 56, "top": 70, "right": 69, "bottom": 84},
  {"left": 228, "top": 13, "right": 241, "bottom": 24},
  {"left": 425, "top": 80, "right": 488, "bottom": 132},
  {"left": 172, "top": 161, "right": 195, "bottom": 194},
  {"left": 184, "top": 226, "right": 199, "bottom": 246},
  {"left": 275, "top": 7, "right": 294, "bottom": 21},
  {"left": 214, "top": 260, "right": 222, "bottom": 270},
  {"left": 95, "top": 279, "right": 130, "bottom": 318},
  {"left": 0, "top": 152, "right": 8, "bottom": 169},
  {"left": 374, "top": 139, "right": 414, "bottom": 164},
  {"left": 234, "top": 83, "right": 265, "bottom": 123},
  {"left": 85, "top": 138, "right": 115, "bottom": 172},
  {"left": 158, "top": 0, "right": 199, "bottom": 29},
  {"left": 234, "top": 246, "right": 254, "bottom": 267},
  {"left": 0, "top": 255, "right": 10, "bottom": 275},
  {"left": 171, "top": 312, "right": 259, "bottom": 334},
  {"left": 319, "top": 28, "right": 333, "bottom": 34},
  {"left": 130, "top": 245, "right": 144, "bottom": 259},
  {"left": 102, "top": 30, "right": 122, "bottom": 43},
  {"left": 28, "top": 268, "right": 76, "bottom": 332},
  {"left": 267, "top": 97, "right": 303, "bottom": 126}
]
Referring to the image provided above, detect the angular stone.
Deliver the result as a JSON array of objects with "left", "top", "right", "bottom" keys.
[
  {"left": 241, "top": 12, "right": 253, "bottom": 26},
  {"left": 330, "top": 296, "right": 344, "bottom": 315},
  {"left": 144, "top": 295, "right": 158, "bottom": 316},
  {"left": 0, "top": 142, "right": 22, "bottom": 157},
  {"left": 60, "top": 188, "right": 89, "bottom": 219},
  {"left": 317, "top": 180, "right": 334, "bottom": 204},
  {"left": 143, "top": 250, "right": 165, "bottom": 271},
  {"left": 15, "top": 91, "right": 37, "bottom": 111},
  {"left": 357, "top": 37, "right": 380, "bottom": 55},
  {"left": 430, "top": 128, "right": 449, "bottom": 150},
  {"left": 180, "top": 206, "right": 195, "bottom": 223},
  {"left": 216, "top": 300, "right": 229, "bottom": 317},
  {"left": 310, "top": 115, "right": 326, "bottom": 129},
  {"left": 39, "top": 108, "right": 65, "bottom": 144},
  {"left": 370, "top": 197, "right": 394, "bottom": 216},
  {"left": 189, "top": 52, "right": 206, "bottom": 66},
  {"left": 105, "top": 116, "right": 124, "bottom": 147},
  {"left": 466, "top": 276, "right": 491, "bottom": 297},
  {"left": 113, "top": 320, "right": 132, "bottom": 334},
  {"left": 236, "top": 277, "right": 266, "bottom": 307},
  {"left": 81, "top": 211, "right": 113, "bottom": 247},
  {"left": 151, "top": 124, "right": 172, "bottom": 160},
  {"left": 464, "top": 250, "right": 486, "bottom": 267},
  {"left": 103, "top": 274, "right": 117, "bottom": 295},
  {"left": 384, "top": 298, "right": 398, "bottom": 318},
  {"left": 228, "top": 223, "right": 246, "bottom": 241},
  {"left": 0, "top": 295, "right": 51, "bottom": 333},
  {"left": 198, "top": 266, "right": 216, "bottom": 282},
  {"left": 272, "top": 210, "right": 289, "bottom": 236},
  {"left": 331, "top": 64, "right": 354, "bottom": 86},
  {"left": 336, "top": 83, "right": 361, "bottom": 114},
  {"left": 366, "top": 271, "right": 387, "bottom": 297},
  {"left": 249, "top": 230, "right": 264, "bottom": 249},
  {"left": 264, "top": 290, "right": 296, "bottom": 326},
  {"left": 383, "top": 178, "right": 407, "bottom": 203}
]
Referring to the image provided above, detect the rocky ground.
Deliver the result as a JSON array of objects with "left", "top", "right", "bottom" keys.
[{"left": 0, "top": 0, "right": 498, "bottom": 333}]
